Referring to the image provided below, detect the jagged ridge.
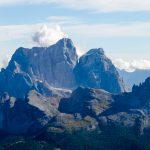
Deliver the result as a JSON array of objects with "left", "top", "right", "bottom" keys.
[{"left": 0, "top": 38, "right": 125, "bottom": 98}]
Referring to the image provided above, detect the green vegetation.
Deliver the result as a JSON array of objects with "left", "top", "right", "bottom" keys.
[
  {"left": 0, "top": 126, "right": 150, "bottom": 150},
  {"left": 0, "top": 136, "right": 54, "bottom": 150}
]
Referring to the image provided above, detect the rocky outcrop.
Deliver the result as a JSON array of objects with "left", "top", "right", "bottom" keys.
[
  {"left": 0, "top": 76, "right": 149, "bottom": 135},
  {"left": 75, "top": 48, "right": 125, "bottom": 93},
  {"left": 0, "top": 90, "right": 60, "bottom": 134},
  {"left": 58, "top": 77, "right": 150, "bottom": 134},
  {"left": 59, "top": 86, "right": 113, "bottom": 118},
  {"left": 49, "top": 113, "right": 98, "bottom": 132}
]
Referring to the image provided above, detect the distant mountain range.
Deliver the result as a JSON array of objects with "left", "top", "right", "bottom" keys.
[
  {"left": 0, "top": 38, "right": 150, "bottom": 150},
  {"left": 118, "top": 69, "right": 150, "bottom": 90}
]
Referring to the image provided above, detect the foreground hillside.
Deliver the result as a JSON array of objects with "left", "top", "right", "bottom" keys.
[
  {"left": 0, "top": 76, "right": 150, "bottom": 149},
  {"left": 0, "top": 77, "right": 149, "bottom": 149}
]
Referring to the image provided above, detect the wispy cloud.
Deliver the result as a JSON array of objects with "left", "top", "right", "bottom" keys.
[
  {"left": 65, "top": 22, "right": 150, "bottom": 38},
  {"left": 1, "top": 0, "right": 150, "bottom": 13},
  {"left": 1, "top": 21, "right": 150, "bottom": 43},
  {"left": 113, "top": 58, "right": 150, "bottom": 72},
  {"left": 51, "top": 0, "right": 150, "bottom": 13},
  {"left": 0, "top": 0, "right": 52, "bottom": 6},
  {"left": 0, "top": 24, "right": 40, "bottom": 42},
  {"left": 46, "top": 16, "right": 81, "bottom": 25},
  {"left": 0, "top": 15, "right": 80, "bottom": 42},
  {"left": 1, "top": 16, "right": 150, "bottom": 70}
]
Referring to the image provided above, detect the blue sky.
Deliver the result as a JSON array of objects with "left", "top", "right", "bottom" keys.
[{"left": 0, "top": 0, "right": 150, "bottom": 71}]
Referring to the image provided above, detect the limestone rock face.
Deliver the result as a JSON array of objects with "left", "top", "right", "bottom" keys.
[
  {"left": 0, "top": 38, "right": 77, "bottom": 98},
  {"left": 75, "top": 48, "right": 125, "bottom": 93},
  {"left": 23, "top": 38, "right": 78, "bottom": 89},
  {"left": 0, "top": 39, "right": 126, "bottom": 99}
]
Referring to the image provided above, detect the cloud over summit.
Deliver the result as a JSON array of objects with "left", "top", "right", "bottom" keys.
[{"left": 32, "top": 25, "right": 67, "bottom": 47}]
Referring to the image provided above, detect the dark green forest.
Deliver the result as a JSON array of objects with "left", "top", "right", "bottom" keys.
[{"left": 1, "top": 125, "right": 150, "bottom": 150}]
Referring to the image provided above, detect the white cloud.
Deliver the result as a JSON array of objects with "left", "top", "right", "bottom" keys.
[
  {"left": 0, "top": 54, "right": 11, "bottom": 69},
  {"left": 0, "top": 22, "right": 68, "bottom": 42},
  {"left": 65, "top": 22, "right": 150, "bottom": 38},
  {"left": 0, "top": 0, "right": 51, "bottom": 6},
  {"left": 1, "top": 0, "right": 150, "bottom": 12},
  {"left": 113, "top": 58, "right": 150, "bottom": 72},
  {"left": 46, "top": 16, "right": 81, "bottom": 25},
  {"left": 0, "top": 24, "right": 40, "bottom": 42},
  {"left": 51, "top": 0, "right": 150, "bottom": 12},
  {"left": 1, "top": 18, "right": 150, "bottom": 44},
  {"left": 1, "top": 18, "right": 150, "bottom": 69},
  {"left": 32, "top": 25, "right": 67, "bottom": 47}
]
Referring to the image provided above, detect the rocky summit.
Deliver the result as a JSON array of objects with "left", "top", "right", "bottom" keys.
[
  {"left": 75, "top": 48, "right": 125, "bottom": 93},
  {"left": 0, "top": 38, "right": 78, "bottom": 98},
  {"left": 0, "top": 38, "right": 125, "bottom": 98}
]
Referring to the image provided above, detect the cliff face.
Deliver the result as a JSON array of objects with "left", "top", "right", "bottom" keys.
[
  {"left": 75, "top": 48, "right": 125, "bottom": 93},
  {"left": 0, "top": 38, "right": 78, "bottom": 98},
  {"left": 0, "top": 38, "right": 125, "bottom": 98}
]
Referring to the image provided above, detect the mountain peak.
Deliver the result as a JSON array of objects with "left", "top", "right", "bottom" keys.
[
  {"left": 75, "top": 48, "right": 126, "bottom": 93},
  {"left": 54, "top": 38, "right": 78, "bottom": 66},
  {"left": 86, "top": 48, "right": 104, "bottom": 56},
  {"left": 0, "top": 38, "right": 125, "bottom": 98},
  {"left": 56, "top": 38, "right": 74, "bottom": 48},
  {"left": 0, "top": 38, "right": 78, "bottom": 98}
]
